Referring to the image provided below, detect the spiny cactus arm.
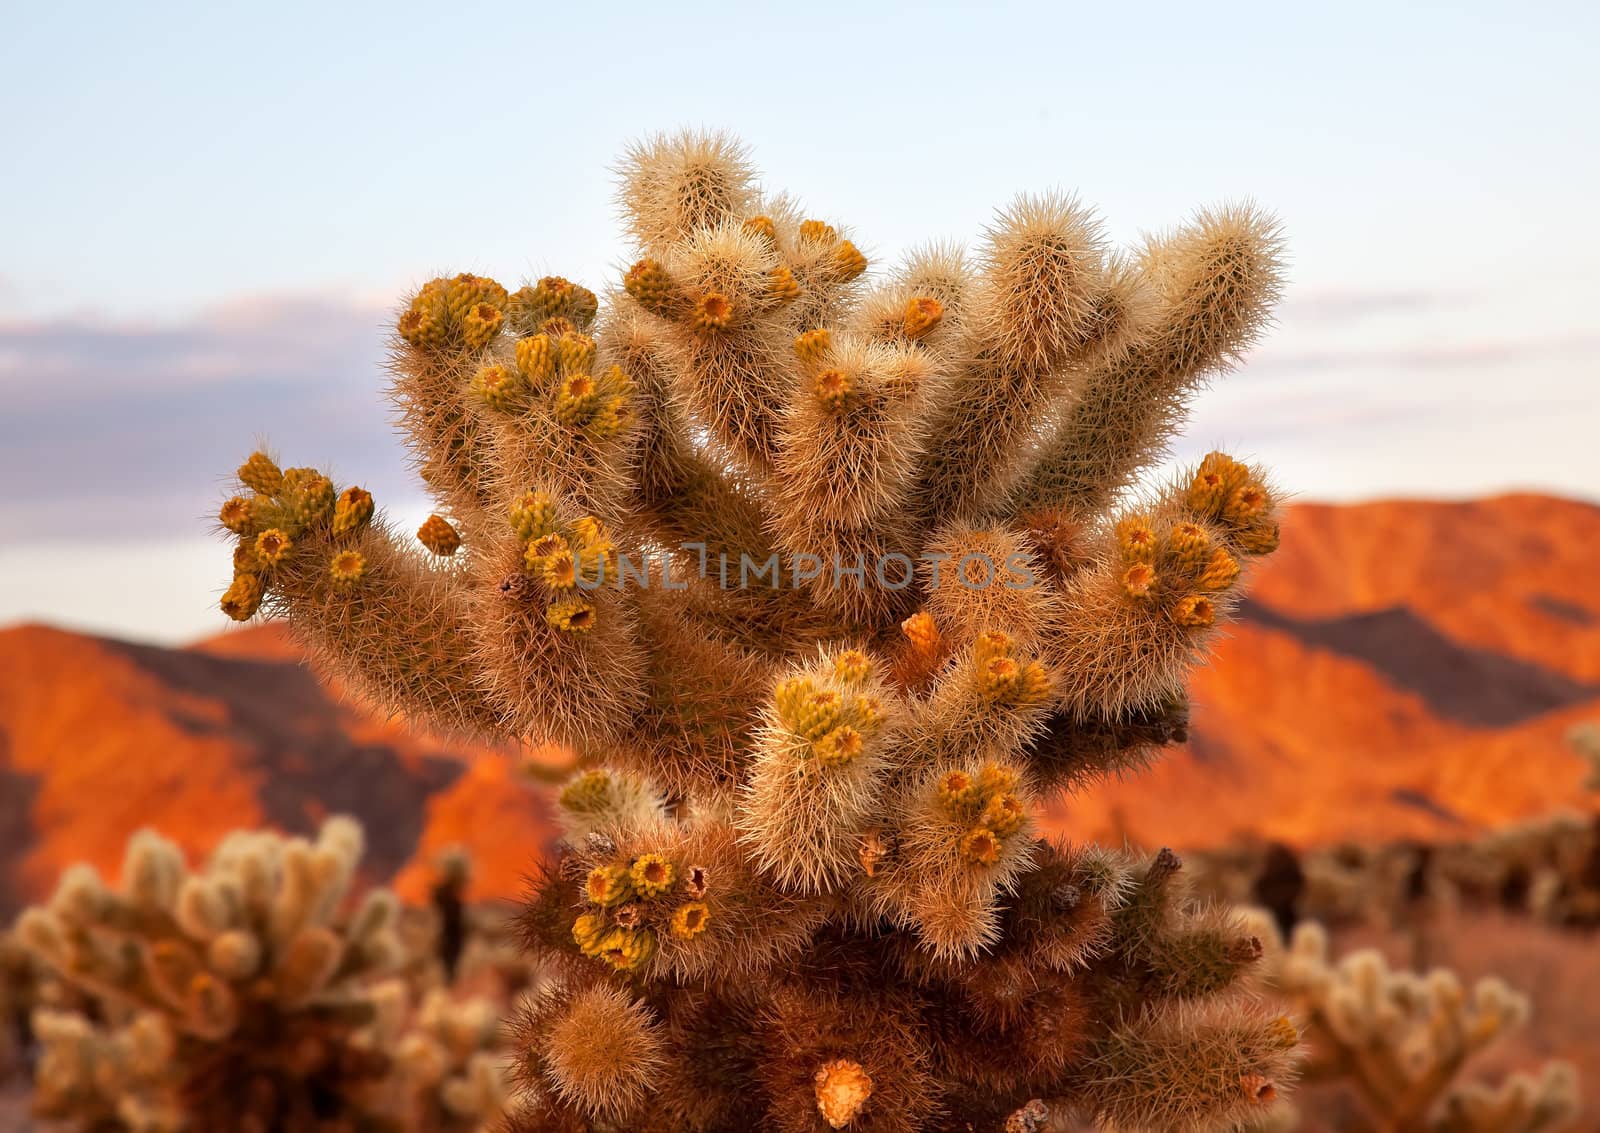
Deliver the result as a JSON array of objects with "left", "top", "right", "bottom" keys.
[
  {"left": 599, "top": 303, "right": 775, "bottom": 562},
  {"left": 360, "top": 283, "right": 659, "bottom": 756},
  {"left": 757, "top": 196, "right": 874, "bottom": 333},
  {"left": 619, "top": 138, "right": 823, "bottom": 472},
  {"left": 459, "top": 489, "right": 649, "bottom": 752},
  {"left": 907, "top": 629, "right": 1056, "bottom": 760},
  {"left": 555, "top": 766, "right": 670, "bottom": 844},
  {"left": 755, "top": 981, "right": 938, "bottom": 1132},
  {"left": 1045, "top": 454, "right": 1276, "bottom": 725},
  {"left": 508, "top": 980, "right": 670, "bottom": 1127},
  {"left": 218, "top": 455, "right": 505, "bottom": 738},
  {"left": 393, "top": 264, "right": 641, "bottom": 536},
  {"left": 621, "top": 586, "right": 774, "bottom": 797},
  {"left": 1019, "top": 695, "right": 1190, "bottom": 794},
  {"left": 1076, "top": 999, "right": 1300, "bottom": 1133},
  {"left": 389, "top": 271, "right": 523, "bottom": 521},
  {"left": 910, "top": 194, "right": 1137, "bottom": 527},
  {"left": 736, "top": 647, "right": 902, "bottom": 893},
  {"left": 868, "top": 755, "right": 1040, "bottom": 962},
  {"left": 767, "top": 325, "right": 945, "bottom": 624},
  {"left": 559, "top": 813, "right": 827, "bottom": 986},
  {"left": 620, "top": 129, "right": 762, "bottom": 256},
  {"left": 1008, "top": 203, "right": 1285, "bottom": 523},
  {"left": 464, "top": 310, "right": 639, "bottom": 526}
]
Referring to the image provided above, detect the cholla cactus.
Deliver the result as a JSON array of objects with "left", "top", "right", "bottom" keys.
[
  {"left": 14, "top": 817, "right": 407, "bottom": 1131},
  {"left": 363, "top": 980, "right": 510, "bottom": 1133},
  {"left": 30, "top": 1007, "right": 184, "bottom": 1131},
  {"left": 1569, "top": 722, "right": 1600, "bottom": 793},
  {"left": 1, "top": 931, "right": 27, "bottom": 1079},
  {"left": 211, "top": 131, "right": 1296, "bottom": 1131},
  {"left": 1251, "top": 917, "right": 1579, "bottom": 1133}
]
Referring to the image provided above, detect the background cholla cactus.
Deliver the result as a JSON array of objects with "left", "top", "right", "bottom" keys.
[
  {"left": 1568, "top": 723, "right": 1600, "bottom": 793},
  {"left": 1247, "top": 915, "right": 1579, "bottom": 1133},
  {"left": 1, "top": 930, "right": 33, "bottom": 1085},
  {"left": 363, "top": 980, "right": 511, "bottom": 1133},
  {"left": 1187, "top": 724, "right": 1600, "bottom": 939},
  {"left": 29, "top": 1007, "right": 185, "bottom": 1132},
  {"left": 210, "top": 130, "right": 1296, "bottom": 1131},
  {"left": 11, "top": 817, "right": 510, "bottom": 1133}
]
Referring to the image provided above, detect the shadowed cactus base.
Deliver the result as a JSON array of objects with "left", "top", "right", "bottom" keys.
[{"left": 211, "top": 130, "right": 1297, "bottom": 1131}]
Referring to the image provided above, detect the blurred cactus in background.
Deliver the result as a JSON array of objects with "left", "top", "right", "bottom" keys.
[
  {"left": 210, "top": 130, "right": 1295, "bottom": 1131},
  {"left": 1569, "top": 723, "right": 1600, "bottom": 793},
  {"left": 1189, "top": 725, "right": 1600, "bottom": 937},
  {"left": 1, "top": 930, "right": 38, "bottom": 1085},
  {"left": 1248, "top": 916, "right": 1579, "bottom": 1133},
  {"left": 11, "top": 818, "right": 511, "bottom": 1133}
]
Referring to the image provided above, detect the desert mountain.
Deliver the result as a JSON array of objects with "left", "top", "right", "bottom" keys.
[
  {"left": 0, "top": 621, "right": 558, "bottom": 920},
  {"left": 1061, "top": 494, "right": 1600, "bottom": 848}
]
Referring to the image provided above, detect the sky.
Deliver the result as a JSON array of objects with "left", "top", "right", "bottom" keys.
[{"left": 1, "top": 0, "right": 1597, "bottom": 644}]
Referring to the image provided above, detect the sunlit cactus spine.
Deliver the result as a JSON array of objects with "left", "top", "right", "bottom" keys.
[{"left": 210, "top": 130, "right": 1296, "bottom": 1131}]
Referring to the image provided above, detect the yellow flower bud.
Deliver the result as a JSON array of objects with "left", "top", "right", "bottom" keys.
[
  {"left": 471, "top": 361, "right": 526, "bottom": 411},
  {"left": 1121, "top": 562, "right": 1157, "bottom": 600},
  {"left": 623, "top": 258, "right": 679, "bottom": 317},
  {"left": 220, "top": 574, "right": 263, "bottom": 622},
  {"left": 766, "top": 265, "right": 801, "bottom": 303},
  {"left": 799, "top": 219, "right": 838, "bottom": 243},
  {"left": 1173, "top": 594, "right": 1216, "bottom": 627},
  {"left": 629, "top": 854, "right": 675, "bottom": 900},
  {"left": 902, "top": 296, "right": 943, "bottom": 340},
  {"left": 960, "top": 827, "right": 1001, "bottom": 865},
  {"left": 814, "top": 725, "right": 864, "bottom": 768},
  {"left": 329, "top": 550, "right": 366, "bottom": 590},
  {"left": 545, "top": 595, "right": 597, "bottom": 633},
  {"left": 742, "top": 215, "right": 777, "bottom": 242},
  {"left": 237, "top": 451, "right": 283, "bottom": 495},
  {"left": 254, "top": 528, "right": 293, "bottom": 566},
  {"left": 332, "top": 486, "right": 374, "bottom": 538},
  {"left": 585, "top": 865, "right": 631, "bottom": 908},
  {"left": 833, "top": 649, "right": 871, "bottom": 684},
  {"left": 794, "top": 327, "right": 833, "bottom": 366},
  {"left": 219, "top": 496, "right": 254, "bottom": 535},
  {"left": 670, "top": 901, "right": 710, "bottom": 941},
  {"left": 814, "top": 368, "right": 851, "bottom": 410},
  {"left": 417, "top": 514, "right": 461, "bottom": 556},
  {"left": 514, "top": 335, "right": 556, "bottom": 384},
  {"left": 691, "top": 291, "right": 734, "bottom": 334}
]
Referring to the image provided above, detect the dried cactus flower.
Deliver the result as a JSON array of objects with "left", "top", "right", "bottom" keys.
[{"left": 209, "top": 130, "right": 1294, "bottom": 1132}]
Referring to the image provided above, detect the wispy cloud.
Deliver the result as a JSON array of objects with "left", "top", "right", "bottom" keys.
[
  {"left": 1278, "top": 288, "right": 1474, "bottom": 325},
  {"left": 0, "top": 295, "right": 421, "bottom": 541},
  {"left": 1248, "top": 333, "right": 1600, "bottom": 376}
]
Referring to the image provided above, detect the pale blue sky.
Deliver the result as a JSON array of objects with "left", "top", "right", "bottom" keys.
[{"left": 1, "top": 0, "right": 1597, "bottom": 642}]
